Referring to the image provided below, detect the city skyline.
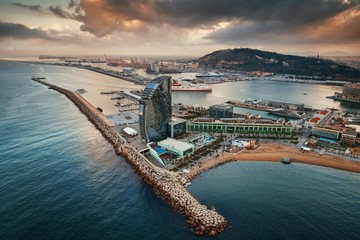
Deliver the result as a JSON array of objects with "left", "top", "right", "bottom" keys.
[{"left": 1, "top": 0, "right": 360, "bottom": 57}]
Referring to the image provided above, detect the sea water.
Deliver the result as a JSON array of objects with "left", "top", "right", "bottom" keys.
[{"left": 1, "top": 62, "right": 360, "bottom": 240}]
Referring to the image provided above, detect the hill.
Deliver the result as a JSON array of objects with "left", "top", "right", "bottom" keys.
[{"left": 197, "top": 48, "right": 360, "bottom": 81}]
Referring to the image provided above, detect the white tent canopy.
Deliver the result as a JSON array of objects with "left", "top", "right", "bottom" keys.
[{"left": 123, "top": 127, "right": 138, "bottom": 136}]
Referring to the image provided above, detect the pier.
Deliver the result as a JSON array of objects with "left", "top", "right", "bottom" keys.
[
  {"left": 78, "top": 65, "right": 148, "bottom": 85},
  {"left": 227, "top": 100, "right": 275, "bottom": 111},
  {"left": 32, "top": 78, "right": 227, "bottom": 236}
]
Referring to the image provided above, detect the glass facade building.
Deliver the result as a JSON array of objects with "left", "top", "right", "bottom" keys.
[
  {"left": 208, "top": 104, "right": 233, "bottom": 120},
  {"left": 168, "top": 117, "right": 187, "bottom": 138},
  {"left": 139, "top": 76, "right": 172, "bottom": 142}
]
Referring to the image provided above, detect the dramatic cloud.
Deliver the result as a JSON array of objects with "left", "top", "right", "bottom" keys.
[
  {"left": 152, "top": 0, "right": 355, "bottom": 27},
  {"left": 12, "top": 2, "right": 42, "bottom": 13},
  {"left": 206, "top": 5, "right": 360, "bottom": 45},
  {"left": 13, "top": 0, "right": 359, "bottom": 41},
  {"left": 48, "top": 5, "right": 77, "bottom": 19},
  {"left": 5, "top": 0, "right": 360, "bottom": 56},
  {"left": 307, "top": 7, "right": 360, "bottom": 43},
  {"left": 11, "top": 1, "right": 84, "bottom": 21},
  {"left": 0, "top": 22, "right": 52, "bottom": 40}
]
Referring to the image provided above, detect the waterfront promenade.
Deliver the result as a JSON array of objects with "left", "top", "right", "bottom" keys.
[
  {"left": 186, "top": 143, "right": 360, "bottom": 181},
  {"left": 32, "top": 78, "right": 227, "bottom": 236},
  {"left": 76, "top": 94, "right": 115, "bottom": 127}
]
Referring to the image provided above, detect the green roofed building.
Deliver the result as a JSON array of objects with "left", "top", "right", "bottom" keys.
[{"left": 186, "top": 119, "right": 294, "bottom": 137}]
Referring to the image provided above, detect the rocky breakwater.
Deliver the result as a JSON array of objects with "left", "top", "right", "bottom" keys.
[
  {"left": 117, "top": 144, "right": 227, "bottom": 236},
  {"left": 32, "top": 78, "right": 227, "bottom": 236},
  {"left": 155, "top": 180, "right": 227, "bottom": 236}
]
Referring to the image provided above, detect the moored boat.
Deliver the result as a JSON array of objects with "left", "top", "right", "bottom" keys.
[
  {"left": 172, "top": 79, "right": 181, "bottom": 86},
  {"left": 196, "top": 71, "right": 223, "bottom": 79},
  {"left": 281, "top": 157, "right": 291, "bottom": 164}
]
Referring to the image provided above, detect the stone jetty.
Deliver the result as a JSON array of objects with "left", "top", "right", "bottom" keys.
[{"left": 32, "top": 78, "right": 227, "bottom": 236}]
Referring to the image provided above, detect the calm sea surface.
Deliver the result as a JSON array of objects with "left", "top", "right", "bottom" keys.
[{"left": 1, "top": 62, "right": 360, "bottom": 240}]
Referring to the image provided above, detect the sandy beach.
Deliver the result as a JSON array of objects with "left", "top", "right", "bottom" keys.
[{"left": 186, "top": 143, "right": 360, "bottom": 180}]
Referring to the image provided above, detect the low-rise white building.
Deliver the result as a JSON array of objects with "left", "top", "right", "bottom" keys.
[
  {"left": 158, "top": 138, "right": 195, "bottom": 158},
  {"left": 231, "top": 140, "right": 249, "bottom": 148},
  {"left": 123, "top": 127, "right": 138, "bottom": 136}
]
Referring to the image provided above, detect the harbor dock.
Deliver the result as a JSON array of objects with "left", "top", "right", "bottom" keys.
[{"left": 32, "top": 78, "right": 227, "bottom": 236}]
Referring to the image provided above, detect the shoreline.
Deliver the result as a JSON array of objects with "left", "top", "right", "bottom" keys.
[
  {"left": 1, "top": 59, "right": 352, "bottom": 87},
  {"left": 186, "top": 143, "right": 360, "bottom": 181},
  {"left": 2, "top": 59, "right": 147, "bottom": 85}
]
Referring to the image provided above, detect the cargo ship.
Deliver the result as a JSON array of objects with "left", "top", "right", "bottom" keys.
[{"left": 171, "top": 80, "right": 212, "bottom": 92}]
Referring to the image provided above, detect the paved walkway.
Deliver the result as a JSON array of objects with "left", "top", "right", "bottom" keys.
[{"left": 75, "top": 94, "right": 115, "bottom": 127}]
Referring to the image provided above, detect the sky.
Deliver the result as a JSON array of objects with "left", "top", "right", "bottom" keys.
[{"left": 0, "top": 0, "right": 359, "bottom": 57}]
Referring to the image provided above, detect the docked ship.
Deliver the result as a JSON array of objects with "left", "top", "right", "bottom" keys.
[
  {"left": 196, "top": 71, "right": 223, "bottom": 79},
  {"left": 326, "top": 83, "right": 360, "bottom": 104},
  {"left": 171, "top": 80, "right": 212, "bottom": 92},
  {"left": 267, "top": 108, "right": 301, "bottom": 119}
]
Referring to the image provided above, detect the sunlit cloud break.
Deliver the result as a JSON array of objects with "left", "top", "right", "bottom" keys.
[{"left": 2, "top": 0, "right": 360, "bottom": 56}]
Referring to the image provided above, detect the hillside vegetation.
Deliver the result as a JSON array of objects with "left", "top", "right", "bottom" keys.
[{"left": 197, "top": 48, "right": 360, "bottom": 81}]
